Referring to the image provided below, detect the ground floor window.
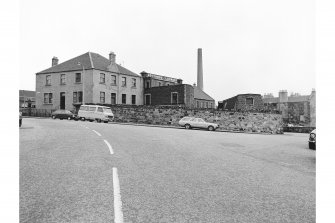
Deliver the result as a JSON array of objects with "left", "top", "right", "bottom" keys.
[
  {"left": 145, "top": 94, "right": 151, "bottom": 105},
  {"left": 171, "top": 92, "right": 178, "bottom": 104},
  {"left": 100, "top": 92, "right": 105, "bottom": 104},
  {"left": 246, "top": 98, "right": 254, "bottom": 105},
  {"left": 132, "top": 95, "right": 136, "bottom": 105},
  {"left": 73, "top": 91, "right": 82, "bottom": 103},
  {"left": 43, "top": 93, "right": 53, "bottom": 104},
  {"left": 122, "top": 94, "right": 126, "bottom": 104},
  {"left": 111, "top": 93, "right": 116, "bottom": 105}
]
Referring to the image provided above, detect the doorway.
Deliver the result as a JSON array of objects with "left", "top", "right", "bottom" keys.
[{"left": 60, "top": 92, "right": 65, "bottom": 109}]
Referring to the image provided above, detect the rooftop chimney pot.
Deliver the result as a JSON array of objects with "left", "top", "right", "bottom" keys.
[
  {"left": 52, "top": 57, "right": 58, "bottom": 66},
  {"left": 109, "top": 52, "right": 116, "bottom": 63}
]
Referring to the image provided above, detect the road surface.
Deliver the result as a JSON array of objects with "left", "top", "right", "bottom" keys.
[{"left": 20, "top": 118, "right": 315, "bottom": 222}]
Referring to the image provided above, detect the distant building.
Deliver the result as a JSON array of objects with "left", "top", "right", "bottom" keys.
[
  {"left": 263, "top": 89, "right": 316, "bottom": 127},
  {"left": 141, "top": 72, "right": 215, "bottom": 108},
  {"left": 19, "top": 90, "right": 36, "bottom": 108},
  {"left": 218, "top": 94, "right": 264, "bottom": 111},
  {"left": 36, "top": 52, "right": 143, "bottom": 111}
]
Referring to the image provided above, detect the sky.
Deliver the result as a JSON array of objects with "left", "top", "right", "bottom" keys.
[{"left": 20, "top": 0, "right": 315, "bottom": 101}]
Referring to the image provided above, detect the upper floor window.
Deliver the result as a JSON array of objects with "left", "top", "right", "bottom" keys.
[
  {"left": 121, "top": 77, "right": 126, "bottom": 87},
  {"left": 100, "top": 73, "right": 105, "bottom": 83},
  {"left": 145, "top": 81, "right": 150, "bottom": 89},
  {"left": 43, "top": 93, "right": 52, "bottom": 104},
  {"left": 60, "top": 74, "right": 66, "bottom": 85},
  {"left": 132, "top": 78, "right": 136, "bottom": 88},
  {"left": 100, "top": 92, "right": 105, "bottom": 104},
  {"left": 46, "top": 75, "right": 51, "bottom": 86},
  {"left": 111, "top": 75, "right": 117, "bottom": 85},
  {"left": 75, "top": 73, "right": 81, "bottom": 83}
]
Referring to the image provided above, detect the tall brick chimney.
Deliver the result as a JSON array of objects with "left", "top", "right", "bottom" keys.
[
  {"left": 109, "top": 52, "right": 116, "bottom": 63},
  {"left": 197, "top": 48, "right": 203, "bottom": 91},
  {"left": 52, "top": 57, "right": 58, "bottom": 66}
]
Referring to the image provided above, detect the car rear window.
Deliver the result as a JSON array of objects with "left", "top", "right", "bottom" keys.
[{"left": 182, "top": 117, "right": 191, "bottom": 121}]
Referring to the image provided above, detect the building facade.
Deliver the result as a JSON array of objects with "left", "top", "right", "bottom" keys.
[
  {"left": 263, "top": 89, "right": 316, "bottom": 127},
  {"left": 218, "top": 94, "right": 264, "bottom": 111},
  {"left": 19, "top": 90, "right": 36, "bottom": 108},
  {"left": 36, "top": 52, "right": 143, "bottom": 111},
  {"left": 141, "top": 72, "right": 215, "bottom": 108}
]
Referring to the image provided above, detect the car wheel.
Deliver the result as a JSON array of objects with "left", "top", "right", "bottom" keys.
[
  {"left": 104, "top": 121, "right": 108, "bottom": 123},
  {"left": 60, "top": 118, "right": 63, "bottom": 120},
  {"left": 97, "top": 119, "right": 101, "bottom": 123},
  {"left": 52, "top": 115, "right": 56, "bottom": 119},
  {"left": 208, "top": 126, "right": 214, "bottom": 131},
  {"left": 81, "top": 117, "right": 85, "bottom": 121},
  {"left": 67, "top": 117, "right": 71, "bottom": 120},
  {"left": 185, "top": 124, "right": 191, "bottom": 129},
  {"left": 89, "top": 120, "right": 93, "bottom": 122},
  {"left": 309, "top": 142, "right": 316, "bottom": 150}
]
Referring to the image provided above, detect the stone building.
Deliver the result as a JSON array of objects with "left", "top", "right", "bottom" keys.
[
  {"left": 263, "top": 89, "right": 316, "bottom": 127},
  {"left": 36, "top": 52, "right": 143, "bottom": 111},
  {"left": 217, "top": 94, "right": 264, "bottom": 111},
  {"left": 141, "top": 72, "right": 215, "bottom": 108},
  {"left": 19, "top": 90, "right": 36, "bottom": 108}
]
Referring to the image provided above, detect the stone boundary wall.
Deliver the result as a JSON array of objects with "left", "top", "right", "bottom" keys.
[
  {"left": 107, "top": 105, "right": 284, "bottom": 134},
  {"left": 283, "top": 126, "right": 315, "bottom": 133}
]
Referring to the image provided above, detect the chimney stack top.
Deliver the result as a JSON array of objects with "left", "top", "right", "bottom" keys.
[
  {"left": 109, "top": 51, "right": 116, "bottom": 63},
  {"left": 52, "top": 57, "right": 59, "bottom": 66}
]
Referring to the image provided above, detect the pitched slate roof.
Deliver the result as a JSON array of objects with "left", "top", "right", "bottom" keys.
[
  {"left": 36, "top": 52, "right": 140, "bottom": 77},
  {"left": 193, "top": 87, "right": 214, "bottom": 101}
]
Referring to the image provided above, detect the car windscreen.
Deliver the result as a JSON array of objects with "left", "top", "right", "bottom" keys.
[{"left": 103, "top": 108, "right": 112, "bottom": 113}]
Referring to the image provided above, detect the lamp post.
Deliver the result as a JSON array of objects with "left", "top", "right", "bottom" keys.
[{"left": 77, "top": 62, "right": 85, "bottom": 105}]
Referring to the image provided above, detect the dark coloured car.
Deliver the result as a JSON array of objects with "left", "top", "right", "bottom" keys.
[
  {"left": 19, "top": 111, "right": 22, "bottom": 127},
  {"left": 51, "top": 110, "right": 78, "bottom": 120},
  {"left": 308, "top": 129, "right": 316, "bottom": 150}
]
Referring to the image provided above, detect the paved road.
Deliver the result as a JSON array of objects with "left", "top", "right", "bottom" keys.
[{"left": 20, "top": 118, "right": 315, "bottom": 223}]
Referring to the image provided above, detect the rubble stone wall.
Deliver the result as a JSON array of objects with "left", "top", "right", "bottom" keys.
[{"left": 109, "top": 105, "right": 283, "bottom": 134}]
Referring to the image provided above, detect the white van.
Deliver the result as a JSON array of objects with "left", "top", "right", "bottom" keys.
[{"left": 78, "top": 105, "right": 114, "bottom": 123}]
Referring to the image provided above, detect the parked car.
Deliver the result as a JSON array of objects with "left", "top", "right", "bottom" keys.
[
  {"left": 19, "top": 111, "right": 22, "bottom": 127},
  {"left": 178, "top": 117, "right": 219, "bottom": 131},
  {"left": 51, "top": 110, "right": 78, "bottom": 120},
  {"left": 308, "top": 129, "right": 316, "bottom": 150},
  {"left": 77, "top": 105, "right": 114, "bottom": 123}
]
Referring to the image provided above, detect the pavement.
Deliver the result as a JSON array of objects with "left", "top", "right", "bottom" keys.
[
  {"left": 22, "top": 116, "right": 277, "bottom": 135},
  {"left": 20, "top": 118, "right": 315, "bottom": 223}
]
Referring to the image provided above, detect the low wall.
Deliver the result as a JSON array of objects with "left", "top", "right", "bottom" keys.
[
  {"left": 108, "top": 105, "right": 284, "bottom": 134},
  {"left": 283, "top": 126, "right": 315, "bottom": 133},
  {"left": 20, "top": 108, "right": 56, "bottom": 117}
]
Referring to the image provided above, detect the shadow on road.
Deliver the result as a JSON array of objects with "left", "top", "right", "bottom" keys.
[{"left": 19, "top": 126, "right": 34, "bottom": 129}]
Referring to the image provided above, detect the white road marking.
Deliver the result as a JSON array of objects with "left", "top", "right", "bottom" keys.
[
  {"left": 92, "top": 130, "right": 101, "bottom": 136},
  {"left": 113, "top": 167, "right": 124, "bottom": 223},
  {"left": 104, "top": 140, "right": 114, "bottom": 154}
]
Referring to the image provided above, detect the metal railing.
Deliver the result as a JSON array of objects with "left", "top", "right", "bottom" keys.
[{"left": 20, "top": 108, "right": 56, "bottom": 117}]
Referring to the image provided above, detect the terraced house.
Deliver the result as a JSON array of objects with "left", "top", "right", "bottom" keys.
[{"left": 36, "top": 52, "right": 143, "bottom": 111}]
